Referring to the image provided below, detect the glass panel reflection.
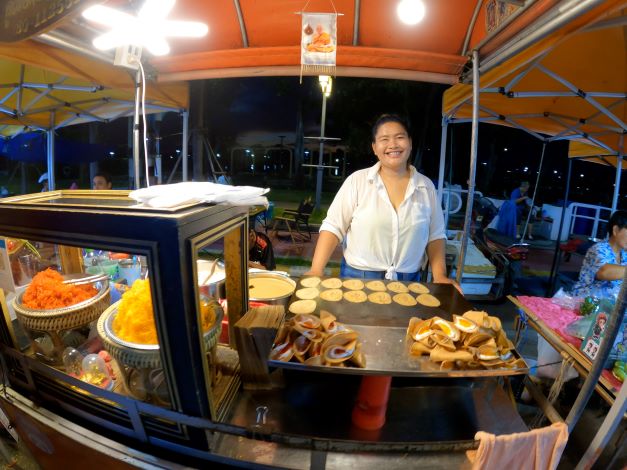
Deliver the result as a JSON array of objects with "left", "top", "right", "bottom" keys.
[{"left": 5, "top": 237, "right": 171, "bottom": 407}]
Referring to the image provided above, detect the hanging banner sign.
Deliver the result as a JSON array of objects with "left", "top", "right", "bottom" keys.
[
  {"left": 0, "top": 0, "right": 95, "bottom": 43},
  {"left": 301, "top": 12, "right": 337, "bottom": 76},
  {"left": 485, "top": 0, "right": 519, "bottom": 33}
]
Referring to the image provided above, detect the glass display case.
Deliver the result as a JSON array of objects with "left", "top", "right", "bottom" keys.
[{"left": 0, "top": 190, "right": 249, "bottom": 448}]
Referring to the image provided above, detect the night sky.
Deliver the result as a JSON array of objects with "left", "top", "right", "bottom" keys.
[{"left": 47, "top": 76, "right": 623, "bottom": 208}]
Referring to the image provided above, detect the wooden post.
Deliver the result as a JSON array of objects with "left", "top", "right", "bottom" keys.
[
  {"left": 223, "top": 221, "right": 248, "bottom": 349},
  {"left": 59, "top": 246, "right": 83, "bottom": 274}
]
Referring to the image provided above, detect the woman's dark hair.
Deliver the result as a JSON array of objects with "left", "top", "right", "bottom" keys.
[
  {"left": 94, "top": 172, "right": 112, "bottom": 184},
  {"left": 608, "top": 210, "right": 627, "bottom": 236},
  {"left": 371, "top": 114, "right": 411, "bottom": 143}
]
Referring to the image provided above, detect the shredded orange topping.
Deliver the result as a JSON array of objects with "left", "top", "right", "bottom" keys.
[
  {"left": 113, "top": 279, "right": 157, "bottom": 345},
  {"left": 112, "top": 279, "right": 218, "bottom": 345},
  {"left": 22, "top": 268, "right": 98, "bottom": 310}
]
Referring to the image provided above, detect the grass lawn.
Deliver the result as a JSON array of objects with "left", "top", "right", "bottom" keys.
[{"left": 268, "top": 189, "right": 335, "bottom": 225}]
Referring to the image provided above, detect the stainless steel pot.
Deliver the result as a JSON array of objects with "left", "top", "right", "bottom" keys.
[
  {"left": 197, "top": 259, "right": 226, "bottom": 299},
  {"left": 248, "top": 271, "right": 296, "bottom": 307}
]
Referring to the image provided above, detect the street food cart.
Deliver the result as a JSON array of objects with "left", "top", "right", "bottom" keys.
[{"left": 0, "top": 190, "right": 535, "bottom": 468}]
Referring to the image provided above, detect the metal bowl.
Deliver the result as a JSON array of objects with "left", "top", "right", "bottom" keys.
[
  {"left": 248, "top": 271, "right": 296, "bottom": 306},
  {"left": 102, "top": 302, "right": 160, "bottom": 351},
  {"left": 97, "top": 298, "right": 225, "bottom": 365}
]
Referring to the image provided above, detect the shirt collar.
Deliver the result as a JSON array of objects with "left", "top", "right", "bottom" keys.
[{"left": 367, "top": 162, "right": 428, "bottom": 191}]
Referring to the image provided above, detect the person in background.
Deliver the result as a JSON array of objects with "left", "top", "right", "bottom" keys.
[
  {"left": 572, "top": 210, "right": 627, "bottom": 299},
  {"left": 69, "top": 182, "right": 78, "bottom": 190},
  {"left": 306, "top": 113, "right": 460, "bottom": 291},
  {"left": 93, "top": 172, "right": 113, "bottom": 190},
  {"left": 248, "top": 227, "right": 276, "bottom": 271},
  {"left": 38, "top": 173, "right": 49, "bottom": 192},
  {"left": 510, "top": 180, "right": 534, "bottom": 239},
  {"left": 217, "top": 173, "right": 232, "bottom": 185}
]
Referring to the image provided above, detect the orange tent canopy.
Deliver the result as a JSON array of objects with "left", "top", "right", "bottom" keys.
[
  {"left": 142, "top": 0, "right": 564, "bottom": 84},
  {"left": 0, "top": 39, "right": 188, "bottom": 137},
  {"left": 442, "top": 2, "right": 626, "bottom": 165}
]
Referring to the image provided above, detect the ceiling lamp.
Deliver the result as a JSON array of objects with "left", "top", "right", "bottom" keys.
[
  {"left": 82, "top": 0, "right": 208, "bottom": 56},
  {"left": 397, "top": 0, "right": 426, "bottom": 25}
]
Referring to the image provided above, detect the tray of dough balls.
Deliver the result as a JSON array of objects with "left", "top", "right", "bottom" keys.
[{"left": 268, "top": 276, "right": 528, "bottom": 377}]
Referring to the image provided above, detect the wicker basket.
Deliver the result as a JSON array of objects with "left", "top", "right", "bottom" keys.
[{"left": 13, "top": 280, "right": 111, "bottom": 332}]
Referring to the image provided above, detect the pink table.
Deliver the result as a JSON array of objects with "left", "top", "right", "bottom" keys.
[{"left": 511, "top": 296, "right": 622, "bottom": 401}]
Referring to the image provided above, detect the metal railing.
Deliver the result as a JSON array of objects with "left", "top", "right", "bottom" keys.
[
  {"left": 442, "top": 188, "right": 484, "bottom": 227},
  {"left": 566, "top": 202, "right": 611, "bottom": 240}
]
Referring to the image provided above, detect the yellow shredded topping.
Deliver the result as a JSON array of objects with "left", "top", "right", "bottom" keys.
[{"left": 112, "top": 279, "right": 218, "bottom": 345}]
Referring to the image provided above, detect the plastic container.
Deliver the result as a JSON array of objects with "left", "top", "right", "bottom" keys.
[{"left": 119, "top": 259, "right": 141, "bottom": 286}]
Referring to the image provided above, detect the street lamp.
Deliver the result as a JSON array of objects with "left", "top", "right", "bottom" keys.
[
  {"left": 314, "top": 75, "right": 333, "bottom": 210},
  {"left": 319, "top": 75, "right": 332, "bottom": 97}
]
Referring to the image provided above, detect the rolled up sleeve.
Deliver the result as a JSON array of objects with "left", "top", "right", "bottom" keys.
[
  {"left": 319, "top": 175, "right": 356, "bottom": 243},
  {"left": 427, "top": 185, "right": 446, "bottom": 243}
]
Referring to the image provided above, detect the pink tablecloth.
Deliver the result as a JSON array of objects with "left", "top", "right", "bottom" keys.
[
  {"left": 516, "top": 296, "right": 621, "bottom": 393},
  {"left": 517, "top": 296, "right": 581, "bottom": 347}
]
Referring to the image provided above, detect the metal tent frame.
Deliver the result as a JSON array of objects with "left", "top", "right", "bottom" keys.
[
  {"left": 0, "top": 63, "right": 188, "bottom": 190},
  {"left": 439, "top": 4, "right": 626, "bottom": 467}
]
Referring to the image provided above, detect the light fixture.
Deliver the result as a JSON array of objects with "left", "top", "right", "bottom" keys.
[
  {"left": 319, "top": 75, "right": 333, "bottom": 97},
  {"left": 82, "top": 0, "right": 208, "bottom": 56},
  {"left": 397, "top": 0, "right": 426, "bottom": 25}
]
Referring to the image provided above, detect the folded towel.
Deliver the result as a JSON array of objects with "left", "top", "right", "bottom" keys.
[
  {"left": 467, "top": 422, "right": 568, "bottom": 470},
  {"left": 129, "top": 182, "right": 269, "bottom": 208}
]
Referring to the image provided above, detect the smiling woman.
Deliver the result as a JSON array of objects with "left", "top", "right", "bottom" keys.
[{"left": 306, "top": 113, "right": 460, "bottom": 291}]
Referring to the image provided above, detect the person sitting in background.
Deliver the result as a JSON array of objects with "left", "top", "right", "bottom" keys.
[
  {"left": 248, "top": 227, "right": 276, "bottom": 271},
  {"left": 572, "top": 210, "right": 627, "bottom": 299},
  {"left": 93, "top": 172, "right": 112, "bottom": 190}
]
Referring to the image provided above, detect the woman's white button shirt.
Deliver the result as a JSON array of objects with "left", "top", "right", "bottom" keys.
[{"left": 320, "top": 163, "right": 445, "bottom": 279}]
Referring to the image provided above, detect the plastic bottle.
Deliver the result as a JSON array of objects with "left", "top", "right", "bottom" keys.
[{"left": 351, "top": 376, "right": 392, "bottom": 430}]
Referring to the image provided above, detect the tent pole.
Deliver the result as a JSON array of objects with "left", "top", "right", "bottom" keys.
[
  {"left": 521, "top": 141, "right": 547, "bottom": 241},
  {"left": 182, "top": 111, "right": 189, "bottom": 182},
  {"left": 437, "top": 119, "right": 448, "bottom": 205},
  {"left": 576, "top": 373, "right": 627, "bottom": 469},
  {"left": 47, "top": 111, "right": 55, "bottom": 191},
  {"left": 547, "top": 158, "right": 573, "bottom": 296},
  {"left": 612, "top": 155, "right": 622, "bottom": 213},
  {"left": 445, "top": 126, "right": 454, "bottom": 229},
  {"left": 456, "top": 50, "right": 479, "bottom": 285},
  {"left": 132, "top": 69, "right": 141, "bottom": 189},
  {"left": 611, "top": 136, "right": 623, "bottom": 213},
  {"left": 20, "top": 162, "right": 26, "bottom": 194}
]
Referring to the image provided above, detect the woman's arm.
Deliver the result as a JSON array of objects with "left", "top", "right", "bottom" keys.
[
  {"left": 427, "top": 238, "right": 462, "bottom": 293},
  {"left": 596, "top": 263, "right": 627, "bottom": 281},
  {"left": 305, "top": 231, "right": 340, "bottom": 276}
]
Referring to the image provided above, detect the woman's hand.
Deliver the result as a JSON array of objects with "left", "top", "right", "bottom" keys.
[
  {"left": 433, "top": 275, "right": 463, "bottom": 294},
  {"left": 303, "top": 269, "right": 323, "bottom": 277}
]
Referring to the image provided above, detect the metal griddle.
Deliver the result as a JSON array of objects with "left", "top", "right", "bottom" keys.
[{"left": 268, "top": 280, "right": 529, "bottom": 377}]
